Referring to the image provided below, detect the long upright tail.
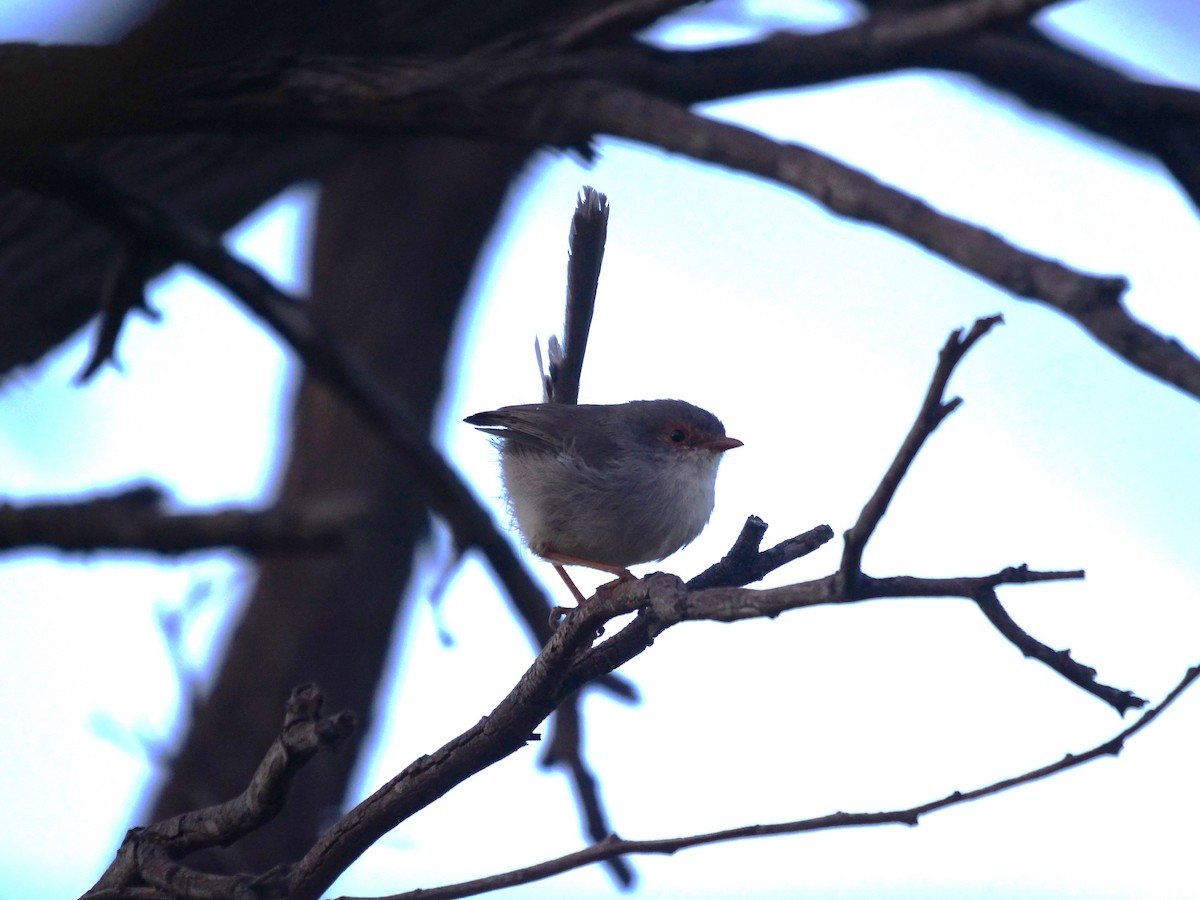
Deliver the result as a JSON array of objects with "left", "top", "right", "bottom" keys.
[{"left": 540, "top": 185, "right": 609, "bottom": 405}]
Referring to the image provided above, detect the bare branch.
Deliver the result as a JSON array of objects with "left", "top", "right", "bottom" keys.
[
  {"left": 285, "top": 556, "right": 1107, "bottom": 898},
  {"left": 972, "top": 585, "right": 1144, "bottom": 713},
  {"left": 6, "top": 1, "right": 1199, "bottom": 401},
  {"left": 561, "top": 565, "right": 1092, "bottom": 688},
  {"left": 552, "top": 0, "right": 699, "bottom": 50},
  {"left": 288, "top": 572, "right": 636, "bottom": 899},
  {"left": 582, "top": 92, "right": 1200, "bottom": 401},
  {"left": 600, "top": 0, "right": 1073, "bottom": 103},
  {"left": 687, "top": 517, "right": 834, "bottom": 589},
  {"left": 865, "top": 567, "right": 1141, "bottom": 711},
  {"left": 354, "top": 663, "right": 1197, "bottom": 900},
  {"left": 539, "top": 698, "right": 635, "bottom": 888},
  {"left": 587, "top": 84, "right": 1122, "bottom": 301},
  {"left": 79, "top": 548, "right": 1127, "bottom": 898},
  {"left": 841, "top": 315, "right": 1003, "bottom": 584},
  {"left": 0, "top": 485, "right": 361, "bottom": 557},
  {"left": 0, "top": 0, "right": 1070, "bottom": 144},
  {"left": 86, "top": 684, "right": 356, "bottom": 897},
  {"left": 78, "top": 241, "right": 162, "bottom": 382},
  {"left": 3, "top": 150, "right": 555, "bottom": 631}
]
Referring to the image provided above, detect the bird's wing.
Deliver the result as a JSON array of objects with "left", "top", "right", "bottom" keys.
[
  {"left": 464, "top": 405, "right": 566, "bottom": 453},
  {"left": 464, "top": 403, "right": 627, "bottom": 467}
]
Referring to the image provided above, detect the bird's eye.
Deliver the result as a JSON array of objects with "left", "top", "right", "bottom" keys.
[{"left": 669, "top": 428, "right": 687, "bottom": 443}]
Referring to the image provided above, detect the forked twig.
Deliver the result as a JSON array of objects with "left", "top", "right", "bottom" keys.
[{"left": 355, "top": 664, "right": 1196, "bottom": 900}]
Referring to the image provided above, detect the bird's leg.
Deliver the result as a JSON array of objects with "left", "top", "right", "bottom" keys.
[
  {"left": 541, "top": 550, "right": 634, "bottom": 581},
  {"left": 552, "top": 564, "right": 589, "bottom": 605},
  {"left": 542, "top": 550, "right": 634, "bottom": 609}
]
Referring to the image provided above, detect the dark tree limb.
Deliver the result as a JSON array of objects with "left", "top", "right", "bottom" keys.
[
  {"left": 603, "top": 0, "right": 1074, "bottom": 103},
  {"left": 7, "top": 2, "right": 1200, "bottom": 405},
  {"left": 0, "top": 485, "right": 361, "bottom": 557},
  {"left": 0, "top": 0, "right": 1067, "bottom": 145},
  {"left": 351, "top": 663, "right": 1197, "bottom": 900},
  {"left": 578, "top": 89, "right": 1129, "bottom": 322},
  {"left": 11, "top": 44, "right": 1129, "bottom": 329},
  {"left": 581, "top": 87, "right": 1200, "bottom": 402},
  {"left": 0, "top": 0, "right": 1135, "bottom": 330},
  {"left": 16, "top": 67, "right": 1172, "bottom": 402},
  {"left": 868, "top": 12, "right": 1200, "bottom": 212},
  {"left": 2, "top": 150, "right": 554, "bottom": 633},
  {"left": 86, "top": 684, "right": 356, "bottom": 897}
]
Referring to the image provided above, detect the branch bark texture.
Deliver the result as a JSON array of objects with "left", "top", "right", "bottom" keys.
[{"left": 7, "top": 0, "right": 1199, "bottom": 400}]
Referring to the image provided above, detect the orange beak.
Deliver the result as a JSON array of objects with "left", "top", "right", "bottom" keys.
[{"left": 702, "top": 435, "right": 744, "bottom": 452}]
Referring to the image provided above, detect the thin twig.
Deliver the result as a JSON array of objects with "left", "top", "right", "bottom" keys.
[
  {"left": 552, "top": 0, "right": 697, "bottom": 49},
  {"left": 78, "top": 241, "right": 162, "bottom": 382},
  {"left": 972, "top": 585, "right": 1144, "bottom": 713},
  {"left": 841, "top": 315, "right": 1003, "bottom": 585},
  {"left": 863, "top": 567, "right": 1142, "bottom": 712},
  {"left": 687, "top": 518, "right": 833, "bottom": 589},
  {"left": 603, "top": 0, "right": 1077, "bottom": 105},
  {"left": 560, "top": 565, "right": 1095, "bottom": 692},
  {"left": 540, "top": 699, "right": 635, "bottom": 888},
  {"left": 0, "top": 485, "right": 361, "bottom": 557},
  {"left": 353, "top": 663, "right": 1197, "bottom": 900},
  {"left": 86, "top": 684, "right": 356, "bottom": 896}
]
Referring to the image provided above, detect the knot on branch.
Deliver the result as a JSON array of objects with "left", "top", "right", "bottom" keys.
[
  {"left": 86, "top": 684, "right": 358, "bottom": 898},
  {"left": 640, "top": 571, "right": 689, "bottom": 636},
  {"left": 280, "top": 683, "right": 359, "bottom": 760}
]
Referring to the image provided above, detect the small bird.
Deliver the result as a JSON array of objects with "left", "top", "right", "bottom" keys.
[
  {"left": 465, "top": 399, "right": 742, "bottom": 602},
  {"left": 467, "top": 186, "right": 741, "bottom": 602}
]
